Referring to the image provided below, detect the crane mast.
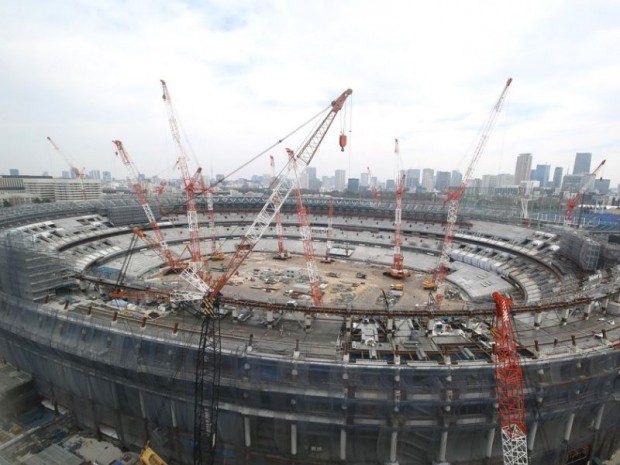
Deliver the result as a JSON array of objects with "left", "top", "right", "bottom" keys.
[
  {"left": 564, "top": 159, "right": 606, "bottom": 225},
  {"left": 492, "top": 292, "right": 528, "bottom": 465},
  {"left": 434, "top": 78, "right": 512, "bottom": 310},
  {"left": 322, "top": 198, "right": 334, "bottom": 263},
  {"left": 46, "top": 136, "right": 87, "bottom": 200},
  {"left": 192, "top": 89, "right": 352, "bottom": 465},
  {"left": 270, "top": 154, "right": 289, "bottom": 260},
  {"left": 287, "top": 148, "right": 323, "bottom": 305},
  {"left": 160, "top": 79, "right": 206, "bottom": 271},
  {"left": 388, "top": 138, "right": 409, "bottom": 279}
]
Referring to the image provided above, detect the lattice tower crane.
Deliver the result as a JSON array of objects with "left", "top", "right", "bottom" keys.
[
  {"left": 46, "top": 136, "right": 87, "bottom": 200},
  {"left": 433, "top": 78, "right": 512, "bottom": 311},
  {"left": 192, "top": 88, "right": 352, "bottom": 465},
  {"left": 492, "top": 291, "right": 529, "bottom": 465},
  {"left": 161, "top": 80, "right": 223, "bottom": 269},
  {"left": 113, "top": 140, "right": 205, "bottom": 303},
  {"left": 387, "top": 138, "right": 410, "bottom": 279},
  {"left": 287, "top": 147, "right": 323, "bottom": 305},
  {"left": 564, "top": 159, "right": 606, "bottom": 225},
  {"left": 270, "top": 154, "right": 289, "bottom": 260}
]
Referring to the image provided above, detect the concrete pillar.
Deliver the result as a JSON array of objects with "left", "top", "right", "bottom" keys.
[
  {"left": 534, "top": 311, "right": 542, "bottom": 329},
  {"left": 266, "top": 310, "right": 274, "bottom": 328},
  {"left": 602, "top": 297, "right": 610, "bottom": 313},
  {"left": 437, "top": 430, "right": 448, "bottom": 462},
  {"left": 528, "top": 421, "right": 538, "bottom": 452},
  {"left": 340, "top": 428, "right": 347, "bottom": 461},
  {"left": 304, "top": 313, "right": 312, "bottom": 330},
  {"left": 291, "top": 423, "right": 297, "bottom": 455},
  {"left": 389, "top": 431, "right": 398, "bottom": 463},
  {"left": 583, "top": 302, "right": 593, "bottom": 320},
  {"left": 561, "top": 308, "right": 570, "bottom": 325},
  {"left": 485, "top": 427, "right": 495, "bottom": 458},
  {"left": 232, "top": 307, "right": 239, "bottom": 322},
  {"left": 594, "top": 404, "right": 605, "bottom": 431},
  {"left": 564, "top": 413, "right": 575, "bottom": 442},
  {"left": 244, "top": 416, "right": 251, "bottom": 447}
]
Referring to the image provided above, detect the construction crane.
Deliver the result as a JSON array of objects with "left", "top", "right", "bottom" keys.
[
  {"left": 433, "top": 78, "right": 512, "bottom": 310},
  {"left": 160, "top": 79, "right": 210, "bottom": 272},
  {"left": 564, "top": 159, "right": 606, "bottom": 225},
  {"left": 367, "top": 166, "right": 379, "bottom": 199},
  {"left": 113, "top": 140, "right": 185, "bottom": 273},
  {"left": 492, "top": 291, "right": 528, "bottom": 465},
  {"left": 287, "top": 147, "right": 323, "bottom": 305},
  {"left": 192, "top": 88, "right": 352, "bottom": 465},
  {"left": 46, "top": 136, "right": 87, "bottom": 200},
  {"left": 518, "top": 185, "right": 530, "bottom": 226},
  {"left": 270, "top": 154, "right": 290, "bottom": 260},
  {"left": 386, "top": 138, "right": 410, "bottom": 279}
]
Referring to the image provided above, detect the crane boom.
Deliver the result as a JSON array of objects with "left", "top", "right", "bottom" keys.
[
  {"left": 564, "top": 159, "right": 606, "bottom": 223},
  {"left": 434, "top": 78, "right": 512, "bottom": 310},
  {"left": 160, "top": 80, "right": 206, "bottom": 270},
  {"left": 193, "top": 89, "right": 352, "bottom": 465},
  {"left": 388, "top": 138, "right": 409, "bottom": 278},
  {"left": 206, "top": 88, "right": 352, "bottom": 301},
  {"left": 493, "top": 292, "right": 528, "bottom": 465},
  {"left": 270, "top": 154, "right": 289, "bottom": 259},
  {"left": 46, "top": 136, "right": 87, "bottom": 200}
]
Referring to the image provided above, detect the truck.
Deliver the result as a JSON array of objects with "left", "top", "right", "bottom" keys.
[{"left": 390, "top": 283, "right": 404, "bottom": 291}]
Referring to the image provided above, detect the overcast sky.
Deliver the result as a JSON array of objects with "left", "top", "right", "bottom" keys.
[{"left": 1, "top": 0, "right": 619, "bottom": 187}]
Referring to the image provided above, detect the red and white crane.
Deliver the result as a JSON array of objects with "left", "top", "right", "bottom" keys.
[
  {"left": 160, "top": 79, "right": 207, "bottom": 272},
  {"left": 192, "top": 89, "right": 352, "bottom": 465},
  {"left": 433, "top": 78, "right": 512, "bottom": 310},
  {"left": 492, "top": 291, "right": 528, "bottom": 465},
  {"left": 564, "top": 159, "right": 606, "bottom": 225},
  {"left": 367, "top": 166, "right": 379, "bottom": 199},
  {"left": 46, "top": 136, "right": 87, "bottom": 200},
  {"left": 270, "top": 154, "right": 289, "bottom": 260},
  {"left": 321, "top": 198, "right": 335, "bottom": 263},
  {"left": 387, "top": 138, "right": 410, "bottom": 279}
]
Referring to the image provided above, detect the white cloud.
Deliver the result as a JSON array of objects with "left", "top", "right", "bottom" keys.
[{"left": 0, "top": 0, "right": 618, "bottom": 188}]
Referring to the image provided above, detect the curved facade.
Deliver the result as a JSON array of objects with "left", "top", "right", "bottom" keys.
[{"left": 0, "top": 196, "right": 620, "bottom": 465}]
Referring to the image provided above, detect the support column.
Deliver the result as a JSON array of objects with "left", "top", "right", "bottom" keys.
[
  {"left": 594, "top": 404, "right": 605, "bottom": 431},
  {"left": 389, "top": 431, "right": 398, "bottom": 463},
  {"left": 436, "top": 430, "right": 448, "bottom": 463},
  {"left": 232, "top": 307, "right": 239, "bottom": 323},
  {"left": 340, "top": 428, "right": 347, "bottom": 461},
  {"left": 304, "top": 313, "right": 312, "bottom": 330},
  {"left": 564, "top": 413, "right": 575, "bottom": 442},
  {"left": 528, "top": 421, "right": 538, "bottom": 452},
  {"left": 534, "top": 311, "right": 542, "bottom": 329},
  {"left": 485, "top": 427, "right": 495, "bottom": 458},
  {"left": 291, "top": 423, "right": 297, "bottom": 455},
  {"left": 561, "top": 308, "right": 570, "bottom": 325},
  {"left": 266, "top": 310, "right": 274, "bottom": 328},
  {"left": 583, "top": 302, "right": 593, "bottom": 320},
  {"left": 244, "top": 415, "right": 251, "bottom": 447}
]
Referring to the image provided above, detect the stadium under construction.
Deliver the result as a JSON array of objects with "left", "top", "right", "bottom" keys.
[{"left": 1, "top": 194, "right": 620, "bottom": 465}]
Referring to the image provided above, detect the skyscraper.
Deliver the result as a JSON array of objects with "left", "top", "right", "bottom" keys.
[
  {"left": 552, "top": 167, "right": 563, "bottom": 189},
  {"left": 334, "top": 169, "right": 346, "bottom": 191},
  {"left": 573, "top": 152, "right": 592, "bottom": 175},
  {"left": 9, "top": 169, "right": 19, "bottom": 176},
  {"left": 435, "top": 171, "right": 451, "bottom": 191},
  {"left": 421, "top": 169, "right": 434, "bottom": 192},
  {"left": 532, "top": 164, "right": 551, "bottom": 188},
  {"left": 514, "top": 153, "right": 532, "bottom": 184}
]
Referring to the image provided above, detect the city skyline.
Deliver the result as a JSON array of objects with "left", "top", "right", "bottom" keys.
[{"left": 2, "top": 2, "right": 619, "bottom": 186}]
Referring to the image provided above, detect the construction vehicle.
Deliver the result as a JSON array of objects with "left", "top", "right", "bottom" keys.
[
  {"left": 138, "top": 442, "right": 168, "bottom": 465},
  {"left": 432, "top": 78, "right": 512, "bottom": 310},
  {"left": 492, "top": 292, "right": 528, "bottom": 465},
  {"left": 390, "top": 283, "right": 404, "bottom": 291},
  {"left": 386, "top": 139, "right": 410, "bottom": 279},
  {"left": 422, "top": 279, "right": 436, "bottom": 290}
]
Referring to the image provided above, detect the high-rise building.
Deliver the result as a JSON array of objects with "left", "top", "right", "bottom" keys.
[
  {"left": 347, "top": 178, "right": 359, "bottom": 193},
  {"left": 573, "top": 152, "right": 592, "bottom": 175},
  {"left": 514, "top": 153, "right": 532, "bottom": 184},
  {"left": 9, "top": 169, "right": 19, "bottom": 176},
  {"left": 552, "top": 167, "right": 563, "bottom": 189},
  {"left": 335, "top": 170, "right": 346, "bottom": 191},
  {"left": 360, "top": 171, "right": 369, "bottom": 187},
  {"left": 405, "top": 169, "right": 420, "bottom": 189},
  {"left": 532, "top": 164, "right": 551, "bottom": 188},
  {"left": 102, "top": 171, "right": 112, "bottom": 182},
  {"left": 496, "top": 173, "right": 514, "bottom": 187},
  {"left": 89, "top": 170, "right": 101, "bottom": 180},
  {"left": 385, "top": 179, "right": 395, "bottom": 191},
  {"left": 421, "top": 169, "right": 434, "bottom": 192},
  {"left": 450, "top": 170, "right": 462, "bottom": 187},
  {"left": 435, "top": 171, "right": 451, "bottom": 191}
]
